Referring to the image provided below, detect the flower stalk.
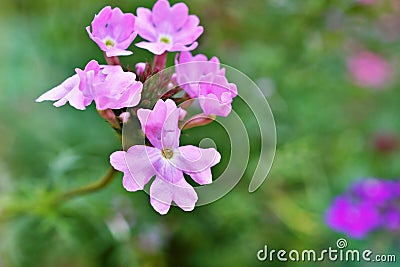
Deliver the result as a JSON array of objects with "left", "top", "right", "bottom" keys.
[
  {"left": 55, "top": 167, "right": 118, "bottom": 204},
  {"left": 153, "top": 52, "right": 168, "bottom": 71}
]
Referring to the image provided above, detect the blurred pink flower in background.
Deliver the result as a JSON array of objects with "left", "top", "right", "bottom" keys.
[{"left": 347, "top": 51, "right": 393, "bottom": 89}]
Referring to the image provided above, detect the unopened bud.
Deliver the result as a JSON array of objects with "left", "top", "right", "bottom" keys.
[
  {"left": 135, "top": 62, "right": 146, "bottom": 76},
  {"left": 119, "top": 112, "right": 131, "bottom": 123},
  {"left": 181, "top": 113, "right": 216, "bottom": 130},
  {"left": 98, "top": 109, "right": 120, "bottom": 130}
]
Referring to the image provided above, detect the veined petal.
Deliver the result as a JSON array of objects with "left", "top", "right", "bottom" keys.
[
  {"left": 137, "top": 99, "right": 181, "bottom": 149},
  {"left": 135, "top": 41, "right": 171, "bottom": 55},
  {"left": 110, "top": 146, "right": 160, "bottom": 192},
  {"left": 36, "top": 75, "right": 79, "bottom": 102},
  {"left": 135, "top": 7, "right": 157, "bottom": 41},
  {"left": 150, "top": 175, "right": 198, "bottom": 215},
  {"left": 170, "top": 42, "right": 198, "bottom": 53},
  {"left": 199, "top": 93, "right": 232, "bottom": 117},
  {"left": 171, "top": 2, "right": 189, "bottom": 30},
  {"left": 186, "top": 168, "right": 213, "bottom": 185},
  {"left": 170, "top": 145, "right": 221, "bottom": 173},
  {"left": 152, "top": 0, "right": 171, "bottom": 27}
]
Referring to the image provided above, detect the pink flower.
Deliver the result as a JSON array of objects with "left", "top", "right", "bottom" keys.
[
  {"left": 86, "top": 6, "right": 137, "bottom": 57},
  {"left": 36, "top": 60, "right": 143, "bottom": 110},
  {"left": 135, "top": 0, "right": 203, "bottom": 55},
  {"left": 325, "top": 196, "right": 381, "bottom": 238},
  {"left": 175, "top": 52, "right": 237, "bottom": 117},
  {"left": 110, "top": 99, "right": 221, "bottom": 214},
  {"left": 347, "top": 51, "right": 393, "bottom": 89}
]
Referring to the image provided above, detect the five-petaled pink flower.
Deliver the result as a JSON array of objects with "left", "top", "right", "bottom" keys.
[
  {"left": 134, "top": 0, "right": 204, "bottom": 55},
  {"left": 36, "top": 60, "right": 143, "bottom": 110},
  {"left": 86, "top": 6, "right": 137, "bottom": 57},
  {"left": 347, "top": 51, "right": 393, "bottom": 89},
  {"left": 175, "top": 51, "right": 237, "bottom": 117},
  {"left": 110, "top": 99, "right": 221, "bottom": 214}
]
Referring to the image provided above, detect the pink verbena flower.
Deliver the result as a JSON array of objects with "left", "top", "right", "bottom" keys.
[
  {"left": 347, "top": 51, "right": 393, "bottom": 89},
  {"left": 86, "top": 6, "right": 137, "bottom": 57},
  {"left": 325, "top": 196, "right": 381, "bottom": 238},
  {"left": 36, "top": 60, "right": 142, "bottom": 110},
  {"left": 110, "top": 99, "right": 221, "bottom": 214},
  {"left": 175, "top": 51, "right": 237, "bottom": 117},
  {"left": 135, "top": 0, "right": 203, "bottom": 55}
]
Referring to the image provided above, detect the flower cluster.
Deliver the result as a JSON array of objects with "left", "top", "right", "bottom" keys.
[
  {"left": 325, "top": 178, "right": 400, "bottom": 238},
  {"left": 36, "top": 0, "right": 237, "bottom": 214}
]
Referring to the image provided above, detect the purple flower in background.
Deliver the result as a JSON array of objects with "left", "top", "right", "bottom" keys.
[
  {"left": 110, "top": 99, "right": 220, "bottom": 214},
  {"left": 86, "top": 6, "right": 137, "bottom": 57},
  {"left": 384, "top": 206, "right": 400, "bottom": 230},
  {"left": 351, "top": 178, "right": 395, "bottom": 205},
  {"left": 175, "top": 51, "right": 237, "bottom": 117},
  {"left": 326, "top": 178, "right": 400, "bottom": 238},
  {"left": 347, "top": 51, "right": 393, "bottom": 89},
  {"left": 36, "top": 60, "right": 143, "bottom": 110},
  {"left": 325, "top": 196, "right": 381, "bottom": 238},
  {"left": 135, "top": 0, "right": 203, "bottom": 55}
]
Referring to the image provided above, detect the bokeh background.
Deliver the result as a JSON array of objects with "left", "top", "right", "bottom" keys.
[{"left": 1, "top": 0, "right": 399, "bottom": 266}]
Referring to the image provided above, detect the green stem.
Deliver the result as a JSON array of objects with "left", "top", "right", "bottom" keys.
[
  {"left": 0, "top": 167, "right": 118, "bottom": 223},
  {"left": 55, "top": 167, "right": 118, "bottom": 204}
]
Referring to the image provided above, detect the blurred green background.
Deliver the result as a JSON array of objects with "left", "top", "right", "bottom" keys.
[{"left": 1, "top": 0, "right": 399, "bottom": 266}]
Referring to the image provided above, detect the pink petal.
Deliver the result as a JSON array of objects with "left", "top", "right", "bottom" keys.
[
  {"left": 137, "top": 100, "right": 167, "bottom": 149},
  {"left": 91, "top": 6, "right": 112, "bottom": 38},
  {"left": 152, "top": 0, "right": 171, "bottom": 27},
  {"left": 135, "top": 41, "right": 171, "bottom": 55},
  {"left": 170, "top": 42, "right": 198, "bottom": 52},
  {"left": 162, "top": 99, "right": 181, "bottom": 148},
  {"left": 105, "top": 47, "right": 133, "bottom": 57},
  {"left": 186, "top": 168, "right": 213, "bottom": 185},
  {"left": 170, "top": 145, "right": 221, "bottom": 173},
  {"left": 135, "top": 7, "right": 157, "bottom": 41},
  {"left": 150, "top": 176, "right": 198, "bottom": 215},
  {"left": 171, "top": 3, "right": 189, "bottom": 30},
  {"left": 173, "top": 15, "right": 203, "bottom": 44},
  {"left": 199, "top": 93, "right": 232, "bottom": 117},
  {"left": 151, "top": 156, "right": 183, "bottom": 184},
  {"left": 110, "top": 146, "right": 160, "bottom": 191},
  {"left": 36, "top": 75, "right": 79, "bottom": 102},
  {"left": 54, "top": 86, "right": 86, "bottom": 110},
  {"left": 137, "top": 99, "right": 181, "bottom": 149}
]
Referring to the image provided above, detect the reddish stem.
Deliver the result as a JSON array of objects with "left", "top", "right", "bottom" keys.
[
  {"left": 104, "top": 52, "right": 121, "bottom": 66},
  {"left": 153, "top": 52, "right": 168, "bottom": 71}
]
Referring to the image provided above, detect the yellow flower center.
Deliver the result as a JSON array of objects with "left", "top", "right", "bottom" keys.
[
  {"left": 105, "top": 39, "right": 115, "bottom": 48},
  {"left": 161, "top": 148, "right": 174, "bottom": 159},
  {"left": 160, "top": 36, "right": 171, "bottom": 44}
]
